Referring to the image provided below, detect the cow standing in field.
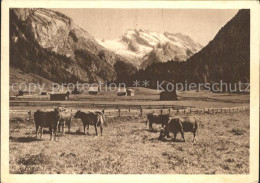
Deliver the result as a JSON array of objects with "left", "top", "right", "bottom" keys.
[
  {"left": 34, "top": 108, "right": 60, "bottom": 141},
  {"left": 146, "top": 113, "right": 170, "bottom": 131},
  {"left": 159, "top": 116, "right": 199, "bottom": 143},
  {"left": 95, "top": 110, "right": 106, "bottom": 126},
  {"left": 57, "top": 108, "right": 73, "bottom": 135},
  {"left": 74, "top": 110, "right": 104, "bottom": 136}
]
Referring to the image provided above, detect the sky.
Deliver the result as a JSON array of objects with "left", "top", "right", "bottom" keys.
[{"left": 53, "top": 9, "right": 239, "bottom": 46}]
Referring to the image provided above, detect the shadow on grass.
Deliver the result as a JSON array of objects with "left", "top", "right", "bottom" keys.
[
  {"left": 148, "top": 137, "right": 173, "bottom": 142},
  {"left": 171, "top": 139, "right": 186, "bottom": 143},
  {"left": 156, "top": 137, "right": 185, "bottom": 143},
  {"left": 144, "top": 129, "right": 159, "bottom": 133},
  {"left": 68, "top": 131, "right": 92, "bottom": 136},
  {"left": 9, "top": 136, "right": 43, "bottom": 143},
  {"left": 25, "top": 130, "right": 65, "bottom": 136}
]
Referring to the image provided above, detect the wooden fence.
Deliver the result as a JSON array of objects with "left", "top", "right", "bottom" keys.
[
  {"left": 103, "top": 105, "right": 250, "bottom": 117},
  {"left": 9, "top": 101, "right": 191, "bottom": 110},
  {"left": 10, "top": 105, "right": 249, "bottom": 120}
]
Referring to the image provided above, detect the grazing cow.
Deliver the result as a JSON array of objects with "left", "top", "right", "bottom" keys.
[
  {"left": 74, "top": 110, "right": 104, "bottom": 136},
  {"left": 146, "top": 113, "right": 170, "bottom": 131},
  {"left": 34, "top": 107, "right": 60, "bottom": 141},
  {"left": 159, "top": 116, "right": 199, "bottom": 143},
  {"left": 57, "top": 108, "right": 73, "bottom": 135}
]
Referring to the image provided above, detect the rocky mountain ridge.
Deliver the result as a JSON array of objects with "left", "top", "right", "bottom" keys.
[{"left": 10, "top": 8, "right": 136, "bottom": 83}]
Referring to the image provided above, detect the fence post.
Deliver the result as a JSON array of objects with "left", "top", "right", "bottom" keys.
[
  {"left": 118, "top": 108, "right": 121, "bottom": 117},
  {"left": 168, "top": 108, "right": 171, "bottom": 115},
  {"left": 128, "top": 105, "right": 131, "bottom": 113},
  {"left": 160, "top": 109, "right": 163, "bottom": 115},
  {"left": 140, "top": 109, "right": 143, "bottom": 117}
]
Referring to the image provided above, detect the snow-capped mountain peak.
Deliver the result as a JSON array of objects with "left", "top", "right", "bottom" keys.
[{"left": 98, "top": 29, "right": 203, "bottom": 68}]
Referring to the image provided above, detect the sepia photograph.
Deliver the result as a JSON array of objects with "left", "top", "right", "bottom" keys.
[{"left": 1, "top": 1, "right": 259, "bottom": 183}]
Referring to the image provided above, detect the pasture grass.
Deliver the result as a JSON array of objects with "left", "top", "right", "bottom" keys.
[{"left": 9, "top": 112, "right": 249, "bottom": 174}]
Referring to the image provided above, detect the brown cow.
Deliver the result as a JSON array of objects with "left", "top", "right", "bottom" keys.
[
  {"left": 159, "top": 116, "right": 199, "bottom": 143},
  {"left": 57, "top": 108, "right": 73, "bottom": 135},
  {"left": 34, "top": 107, "right": 60, "bottom": 141},
  {"left": 146, "top": 113, "right": 170, "bottom": 131},
  {"left": 74, "top": 110, "right": 104, "bottom": 136}
]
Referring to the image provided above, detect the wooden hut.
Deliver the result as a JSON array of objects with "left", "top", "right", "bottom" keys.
[
  {"left": 50, "top": 91, "right": 70, "bottom": 101},
  {"left": 160, "top": 91, "right": 178, "bottom": 101},
  {"left": 117, "top": 88, "right": 127, "bottom": 96},
  {"left": 18, "top": 90, "right": 30, "bottom": 96},
  {"left": 88, "top": 86, "right": 99, "bottom": 95},
  {"left": 40, "top": 91, "right": 47, "bottom": 95},
  {"left": 126, "top": 89, "right": 135, "bottom": 96},
  {"left": 72, "top": 87, "right": 81, "bottom": 95}
]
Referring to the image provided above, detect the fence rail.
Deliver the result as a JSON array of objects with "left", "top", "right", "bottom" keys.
[
  {"left": 9, "top": 101, "right": 192, "bottom": 110},
  {"left": 10, "top": 104, "right": 249, "bottom": 119},
  {"left": 103, "top": 106, "right": 250, "bottom": 117}
]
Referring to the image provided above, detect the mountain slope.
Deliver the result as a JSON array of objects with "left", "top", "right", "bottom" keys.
[
  {"left": 185, "top": 9, "right": 250, "bottom": 83},
  {"left": 133, "top": 9, "right": 250, "bottom": 87},
  {"left": 98, "top": 29, "right": 202, "bottom": 68},
  {"left": 10, "top": 8, "right": 136, "bottom": 83}
]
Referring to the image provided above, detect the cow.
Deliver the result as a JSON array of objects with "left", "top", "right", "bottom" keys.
[
  {"left": 57, "top": 108, "right": 73, "bottom": 135},
  {"left": 34, "top": 107, "right": 60, "bottom": 141},
  {"left": 94, "top": 110, "right": 106, "bottom": 126},
  {"left": 158, "top": 116, "right": 199, "bottom": 143},
  {"left": 146, "top": 113, "right": 170, "bottom": 131},
  {"left": 74, "top": 110, "right": 104, "bottom": 136}
]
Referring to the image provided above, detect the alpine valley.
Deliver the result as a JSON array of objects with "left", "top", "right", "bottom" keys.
[{"left": 10, "top": 8, "right": 249, "bottom": 85}]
